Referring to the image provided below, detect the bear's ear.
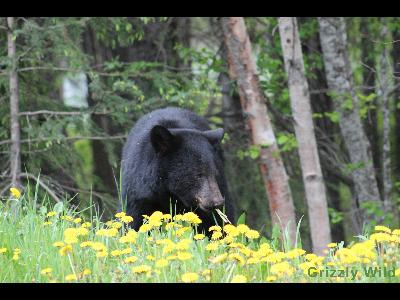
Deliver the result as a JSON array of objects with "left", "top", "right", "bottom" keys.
[
  {"left": 203, "top": 128, "right": 224, "bottom": 145},
  {"left": 150, "top": 125, "right": 175, "bottom": 153}
]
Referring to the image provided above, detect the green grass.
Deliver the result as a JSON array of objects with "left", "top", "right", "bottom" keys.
[{"left": 1, "top": 185, "right": 400, "bottom": 283}]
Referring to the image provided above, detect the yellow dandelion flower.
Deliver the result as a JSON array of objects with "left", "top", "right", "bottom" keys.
[
  {"left": 53, "top": 241, "right": 64, "bottom": 248},
  {"left": 61, "top": 215, "right": 74, "bottom": 222},
  {"left": 46, "top": 211, "right": 57, "bottom": 217},
  {"left": 238, "top": 247, "right": 252, "bottom": 257},
  {"left": 166, "top": 255, "right": 177, "bottom": 261},
  {"left": 155, "top": 259, "right": 169, "bottom": 268},
  {"left": 175, "top": 226, "right": 191, "bottom": 237},
  {"left": 59, "top": 245, "right": 73, "bottom": 256},
  {"left": 91, "top": 242, "right": 106, "bottom": 252},
  {"left": 139, "top": 223, "right": 153, "bottom": 233},
  {"left": 162, "top": 214, "right": 172, "bottom": 221},
  {"left": 305, "top": 253, "right": 317, "bottom": 261},
  {"left": 162, "top": 243, "right": 176, "bottom": 254},
  {"left": 176, "top": 239, "right": 191, "bottom": 251},
  {"left": 246, "top": 257, "right": 260, "bottom": 265},
  {"left": 121, "top": 215, "right": 133, "bottom": 224},
  {"left": 229, "top": 253, "right": 246, "bottom": 265},
  {"left": 205, "top": 242, "right": 219, "bottom": 251},
  {"left": 76, "top": 227, "right": 89, "bottom": 236},
  {"left": 115, "top": 212, "right": 126, "bottom": 218},
  {"left": 111, "top": 250, "right": 122, "bottom": 257},
  {"left": 182, "top": 212, "right": 202, "bottom": 224},
  {"left": 124, "top": 256, "right": 138, "bottom": 264},
  {"left": 40, "top": 268, "right": 52, "bottom": 275},
  {"left": 82, "top": 269, "right": 91, "bottom": 276},
  {"left": 202, "top": 269, "right": 211, "bottom": 276},
  {"left": 81, "top": 222, "right": 92, "bottom": 228},
  {"left": 231, "top": 275, "right": 247, "bottom": 283},
  {"left": 245, "top": 229, "right": 260, "bottom": 239},
  {"left": 211, "top": 231, "right": 223, "bottom": 240},
  {"left": 120, "top": 247, "right": 132, "bottom": 255},
  {"left": 96, "top": 250, "right": 108, "bottom": 258},
  {"left": 177, "top": 252, "right": 193, "bottom": 261},
  {"left": 181, "top": 272, "right": 199, "bottom": 283},
  {"left": 132, "top": 265, "right": 152, "bottom": 274},
  {"left": 146, "top": 255, "right": 156, "bottom": 261},
  {"left": 173, "top": 214, "right": 184, "bottom": 221},
  {"left": 392, "top": 229, "right": 400, "bottom": 236},
  {"left": 286, "top": 248, "right": 306, "bottom": 259},
  {"left": 43, "top": 221, "right": 52, "bottom": 226},
  {"left": 210, "top": 253, "right": 228, "bottom": 264},
  {"left": 266, "top": 276, "right": 277, "bottom": 282},
  {"left": 236, "top": 224, "right": 250, "bottom": 234},
  {"left": 10, "top": 187, "right": 21, "bottom": 199},
  {"left": 208, "top": 225, "right": 222, "bottom": 232},
  {"left": 228, "top": 242, "right": 245, "bottom": 249},
  {"left": 194, "top": 234, "right": 205, "bottom": 240},
  {"left": 111, "top": 222, "right": 123, "bottom": 229},
  {"left": 395, "top": 268, "right": 400, "bottom": 277},
  {"left": 374, "top": 225, "right": 391, "bottom": 234},
  {"left": 223, "top": 224, "right": 237, "bottom": 234},
  {"left": 65, "top": 274, "right": 78, "bottom": 281},
  {"left": 73, "top": 218, "right": 82, "bottom": 224},
  {"left": 0, "top": 248, "right": 7, "bottom": 254},
  {"left": 327, "top": 242, "right": 338, "bottom": 248},
  {"left": 369, "top": 232, "right": 394, "bottom": 243},
  {"left": 80, "top": 241, "right": 93, "bottom": 248},
  {"left": 270, "top": 261, "right": 295, "bottom": 276}
]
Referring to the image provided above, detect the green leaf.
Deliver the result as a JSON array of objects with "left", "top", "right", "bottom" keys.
[{"left": 237, "top": 212, "right": 246, "bottom": 225}]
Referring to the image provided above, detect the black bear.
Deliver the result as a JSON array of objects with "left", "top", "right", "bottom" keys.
[{"left": 121, "top": 107, "right": 235, "bottom": 233}]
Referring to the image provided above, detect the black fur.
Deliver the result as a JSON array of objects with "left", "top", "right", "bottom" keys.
[{"left": 121, "top": 107, "right": 235, "bottom": 233}]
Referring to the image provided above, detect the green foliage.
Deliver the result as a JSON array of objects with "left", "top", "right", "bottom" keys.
[
  {"left": 276, "top": 133, "right": 298, "bottom": 152},
  {"left": 328, "top": 207, "right": 344, "bottom": 225}
]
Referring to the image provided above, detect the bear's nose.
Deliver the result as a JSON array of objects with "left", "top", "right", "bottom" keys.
[{"left": 211, "top": 197, "right": 224, "bottom": 209}]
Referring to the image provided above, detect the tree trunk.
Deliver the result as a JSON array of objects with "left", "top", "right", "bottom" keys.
[
  {"left": 377, "top": 20, "right": 393, "bottom": 213},
  {"left": 318, "top": 17, "right": 382, "bottom": 231},
  {"left": 360, "top": 18, "right": 382, "bottom": 199},
  {"left": 7, "top": 17, "right": 21, "bottom": 189},
  {"left": 221, "top": 17, "right": 297, "bottom": 244},
  {"left": 392, "top": 27, "right": 400, "bottom": 189},
  {"left": 218, "top": 42, "right": 269, "bottom": 232},
  {"left": 279, "top": 17, "right": 331, "bottom": 254}
]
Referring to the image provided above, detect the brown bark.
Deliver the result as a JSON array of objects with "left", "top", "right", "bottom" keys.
[
  {"left": 221, "top": 17, "right": 297, "bottom": 244},
  {"left": 218, "top": 41, "right": 269, "bottom": 232},
  {"left": 279, "top": 17, "right": 331, "bottom": 255},
  {"left": 7, "top": 17, "right": 21, "bottom": 189}
]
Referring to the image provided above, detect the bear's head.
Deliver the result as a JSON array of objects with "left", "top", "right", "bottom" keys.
[{"left": 150, "top": 125, "right": 225, "bottom": 212}]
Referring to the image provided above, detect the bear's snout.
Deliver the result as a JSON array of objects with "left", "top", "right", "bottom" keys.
[{"left": 195, "top": 176, "right": 225, "bottom": 211}]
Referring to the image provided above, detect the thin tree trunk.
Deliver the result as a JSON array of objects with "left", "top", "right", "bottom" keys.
[
  {"left": 360, "top": 18, "right": 382, "bottom": 199},
  {"left": 279, "top": 17, "right": 331, "bottom": 255},
  {"left": 7, "top": 17, "right": 21, "bottom": 189},
  {"left": 377, "top": 20, "right": 393, "bottom": 213},
  {"left": 392, "top": 27, "right": 400, "bottom": 189},
  {"left": 221, "top": 17, "right": 297, "bottom": 244},
  {"left": 318, "top": 17, "right": 382, "bottom": 231}
]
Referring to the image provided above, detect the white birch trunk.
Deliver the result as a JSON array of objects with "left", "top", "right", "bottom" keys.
[{"left": 279, "top": 17, "right": 332, "bottom": 255}]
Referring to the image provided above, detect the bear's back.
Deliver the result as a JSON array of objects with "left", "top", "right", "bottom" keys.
[{"left": 121, "top": 107, "right": 212, "bottom": 205}]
